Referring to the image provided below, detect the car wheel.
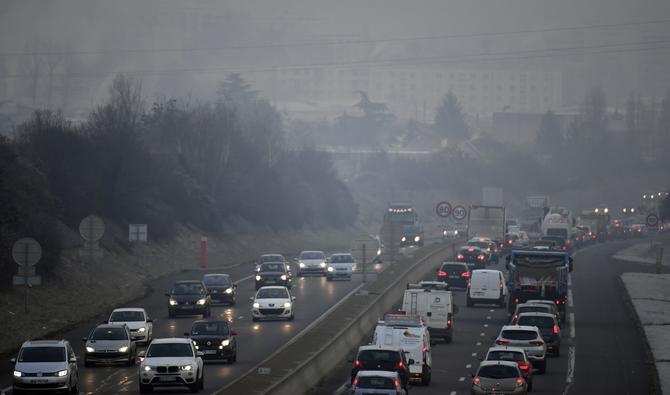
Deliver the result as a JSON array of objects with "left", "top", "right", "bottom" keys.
[
  {"left": 230, "top": 299, "right": 236, "bottom": 306},
  {"left": 71, "top": 378, "right": 78, "bottom": 394},
  {"left": 252, "top": 317, "right": 259, "bottom": 322},
  {"left": 189, "top": 370, "right": 201, "bottom": 393},
  {"left": 554, "top": 346, "right": 561, "bottom": 357},
  {"left": 139, "top": 383, "right": 153, "bottom": 393},
  {"left": 527, "top": 378, "right": 533, "bottom": 392},
  {"left": 537, "top": 360, "right": 546, "bottom": 374},
  {"left": 288, "top": 313, "right": 295, "bottom": 321},
  {"left": 200, "top": 369, "right": 205, "bottom": 390},
  {"left": 466, "top": 296, "right": 473, "bottom": 307},
  {"left": 421, "top": 367, "right": 431, "bottom": 386},
  {"left": 232, "top": 351, "right": 237, "bottom": 363},
  {"left": 445, "top": 334, "right": 453, "bottom": 344}
]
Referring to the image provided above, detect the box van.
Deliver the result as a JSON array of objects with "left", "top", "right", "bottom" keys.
[
  {"left": 373, "top": 314, "right": 432, "bottom": 385},
  {"left": 467, "top": 269, "right": 507, "bottom": 308},
  {"left": 402, "top": 285, "right": 455, "bottom": 343}
]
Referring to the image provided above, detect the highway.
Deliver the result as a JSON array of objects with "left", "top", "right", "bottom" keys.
[{"left": 0, "top": 255, "right": 386, "bottom": 395}]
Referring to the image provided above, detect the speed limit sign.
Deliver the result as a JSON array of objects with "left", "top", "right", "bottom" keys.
[
  {"left": 453, "top": 205, "right": 467, "bottom": 221},
  {"left": 436, "top": 201, "right": 452, "bottom": 218}
]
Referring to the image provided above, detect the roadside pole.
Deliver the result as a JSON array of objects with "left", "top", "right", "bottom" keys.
[{"left": 362, "top": 244, "right": 367, "bottom": 284}]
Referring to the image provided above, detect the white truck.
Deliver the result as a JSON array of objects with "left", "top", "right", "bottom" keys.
[
  {"left": 373, "top": 314, "right": 433, "bottom": 385},
  {"left": 402, "top": 283, "right": 455, "bottom": 343},
  {"left": 467, "top": 205, "right": 506, "bottom": 241}
]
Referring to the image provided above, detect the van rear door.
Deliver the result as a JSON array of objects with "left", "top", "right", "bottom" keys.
[{"left": 471, "top": 271, "right": 500, "bottom": 299}]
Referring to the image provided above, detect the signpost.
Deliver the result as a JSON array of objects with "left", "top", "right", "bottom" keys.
[
  {"left": 129, "top": 224, "right": 148, "bottom": 242},
  {"left": 436, "top": 201, "right": 453, "bottom": 218},
  {"left": 79, "top": 215, "right": 105, "bottom": 285},
  {"left": 647, "top": 214, "right": 659, "bottom": 228},
  {"left": 352, "top": 235, "right": 378, "bottom": 284},
  {"left": 12, "top": 237, "right": 42, "bottom": 313},
  {"left": 452, "top": 205, "right": 467, "bottom": 221}
]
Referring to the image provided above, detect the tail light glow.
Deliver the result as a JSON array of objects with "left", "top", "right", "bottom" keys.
[
  {"left": 438, "top": 270, "right": 447, "bottom": 277},
  {"left": 394, "top": 379, "right": 400, "bottom": 388},
  {"left": 530, "top": 340, "right": 545, "bottom": 346},
  {"left": 553, "top": 325, "right": 559, "bottom": 334},
  {"left": 457, "top": 254, "right": 465, "bottom": 260},
  {"left": 461, "top": 271, "right": 470, "bottom": 278},
  {"left": 353, "top": 377, "right": 358, "bottom": 386},
  {"left": 422, "top": 346, "right": 428, "bottom": 353},
  {"left": 354, "top": 360, "right": 362, "bottom": 368},
  {"left": 496, "top": 339, "right": 510, "bottom": 345},
  {"left": 516, "top": 378, "right": 524, "bottom": 386},
  {"left": 478, "top": 255, "right": 486, "bottom": 260},
  {"left": 397, "top": 361, "right": 404, "bottom": 369},
  {"left": 518, "top": 362, "right": 529, "bottom": 371},
  {"left": 473, "top": 377, "right": 481, "bottom": 384}
]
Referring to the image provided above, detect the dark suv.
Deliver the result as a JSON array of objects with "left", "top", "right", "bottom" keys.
[
  {"left": 185, "top": 320, "right": 237, "bottom": 363},
  {"left": 166, "top": 280, "right": 211, "bottom": 318},
  {"left": 255, "top": 262, "right": 292, "bottom": 290},
  {"left": 437, "top": 261, "right": 470, "bottom": 288},
  {"left": 515, "top": 312, "right": 561, "bottom": 356},
  {"left": 202, "top": 274, "right": 236, "bottom": 305},
  {"left": 350, "top": 345, "right": 411, "bottom": 391}
]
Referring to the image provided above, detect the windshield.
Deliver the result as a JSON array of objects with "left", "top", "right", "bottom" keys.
[
  {"left": 358, "top": 350, "right": 400, "bottom": 363},
  {"left": 330, "top": 255, "right": 354, "bottom": 263},
  {"left": 203, "top": 275, "right": 231, "bottom": 286},
  {"left": 147, "top": 343, "right": 193, "bottom": 358},
  {"left": 441, "top": 263, "right": 466, "bottom": 271},
  {"left": 546, "top": 228, "right": 568, "bottom": 238},
  {"left": 501, "top": 330, "right": 538, "bottom": 340},
  {"left": 172, "top": 283, "right": 204, "bottom": 295},
  {"left": 191, "top": 322, "right": 229, "bottom": 336},
  {"left": 259, "top": 255, "right": 284, "bottom": 263},
  {"left": 110, "top": 310, "right": 145, "bottom": 322},
  {"left": 518, "top": 306, "right": 550, "bottom": 314},
  {"left": 90, "top": 327, "right": 127, "bottom": 341},
  {"left": 300, "top": 251, "right": 325, "bottom": 260},
  {"left": 517, "top": 316, "right": 555, "bottom": 328},
  {"left": 478, "top": 365, "right": 520, "bottom": 379},
  {"left": 487, "top": 351, "right": 524, "bottom": 362},
  {"left": 356, "top": 376, "right": 396, "bottom": 389},
  {"left": 19, "top": 347, "right": 66, "bottom": 363},
  {"left": 260, "top": 262, "right": 285, "bottom": 272},
  {"left": 403, "top": 225, "right": 421, "bottom": 234},
  {"left": 257, "top": 288, "right": 289, "bottom": 299}
]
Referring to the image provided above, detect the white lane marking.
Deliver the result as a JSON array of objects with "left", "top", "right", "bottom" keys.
[
  {"left": 566, "top": 346, "right": 576, "bottom": 384},
  {"left": 476, "top": 342, "right": 482, "bottom": 346},
  {"left": 490, "top": 309, "right": 495, "bottom": 312},
  {"left": 569, "top": 313, "right": 576, "bottom": 338},
  {"left": 568, "top": 274, "right": 572, "bottom": 287},
  {"left": 480, "top": 332, "right": 485, "bottom": 336},
  {"left": 472, "top": 352, "right": 477, "bottom": 357},
  {"left": 450, "top": 392, "right": 457, "bottom": 395},
  {"left": 486, "top": 316, "right": 491, "bottom": 320},
  {"left": 484, "top": 324, "right": 489, "bottom": 328},
  {"left": 568, "top": 289, "right": 574, "bottom": 308},
  {"left": 236, "top": 274, "right": 255, "bottom": 283},
  {"left": 2, "top": 385, "right": 12, "bottom": 394},
  {"left": 459, "top": 377, "right": 466, "bottom": 382},
  {"left": 466, "top": 363, "right": 472, "bottom": 368}
]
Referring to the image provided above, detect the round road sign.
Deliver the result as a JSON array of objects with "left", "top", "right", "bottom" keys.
[
  {"left": 12, "top": 238, "right": 42, "bottom": 267},
  {"left": 79, "top": 215, "right": 105, "bottom": 242},
  {"left": 646, "top": 214, "right": 659, "bottom": 227},
  {"left": 436, "top": 201, "right": 453, "bottom": 218},
  {"left": 453, "top": 205, "right": 467, "bottom": 221}
]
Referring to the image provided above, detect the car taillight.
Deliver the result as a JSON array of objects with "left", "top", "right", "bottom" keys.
[
  {"left": 422, "top": 346, "right": 428, "bottom": 353},
  {"left": 461, "top": 271, "right": 470, "bottom": 278},
  {"left": 516, "top": 378, "right": 524, "bottom": 386},
  {"left": 354, "top": 360, "right": 362, "bottom": 368},
  {"left": 397, "top": 361, "right": 404, "bottom": 369},
  {"left": 555, "top": 299, "right": 561, "bottom": 305},
  {"left": 513, "top": 314, "right": 518, "bottom": 322},
  {"left": 487, "top": 247, "right": 492, "bottom": 252},
  {"left": 499, "top": 282, "right": 504, "bottom": 289},
  {"left": 514, "top": 298, "right": 520, "bottom": 304},
  {"left": 553, "top": 325, "right": 559, "bottom": 334},
  {"left": 518, "top": 362, "right": 529, "bottom": 371},
  {"left": 353, "top": 377, "right": 358, "bottom": 386},
  {"left": 447, "top": 319, "right": 452, "bottom": 327},
  {"left": 478, "top": 255, "right": 486, "bottom": 260},
  {"left": 438, "top": 270, "right": 447, "bottom": 277},
  {"left": 530, "top": 340, "right": 545, "bottom": 346},
  {"left": 467, "top": 281, "right": 471, "bottom": 288},
  {"left": 457, "top": 254, "right": 465, "bottom": 260},
  {"left": 394, "top": 379, "right": 400, "bottom": 388},
  {"left": 496, "top": 339, "right": 510, "bottom": 345},
  {"left": 468, "top": 247, "right": 475, "bottom": 252},
  {"left": 473, "top": 377, "right": 481, "bottom": 384},
  {"left": 508, "top": 239, "right": 513, "bottom": 244}
]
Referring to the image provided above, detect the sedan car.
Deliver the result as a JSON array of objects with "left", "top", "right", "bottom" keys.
[
  {"left": 436, "top": 261, "right": 470, "bottom": 288},
  {"left": 107, "top": 308, "right": 153, "bottom": 344},
  {"left": 456, "top": 246, "right": 489, "bottom": 268},
  {"left": 186, "top": 320, "right": 237, "bottom": 363},
  {"left": 484, "top": 346, "right": 533, "bottom": 391},
  {"left": 138, "top": 338, "right": 204, "bottom": 393},
  {"left": 351, "top": 370, "right": 407, "bottom": 395},
  {"left": 11, "top": 340, "right": 79, "bottom": 395},
  {"left": 251, "top": 286, "right": 296, "bottom": 321},
  {"left": 466, "top": 238, "right": 500, "bottom": 261},
  {"left": 296, "top": 250, "right": 327, "bottom": 276},
  {"left": 83, "top": 324, "right": 136, "bottom": 366},
  {"left": 255, "top": 262, "right": 292, "bottom": 289},
  {"left": 495, "top": 326, "right": 546, "bottom": 374},
  {"left": 255, "top": 254, "right": 288, "bottom": 272},
  {"left": 202, "top": 274, "right": 236, "bottom": 305},
  {"left": 514, "top": 312, "right": 561, "bottom": 356},
  {"left": 327, "top": 253, "right": 356, "bottom": 281},
  {"left": 166, "top": 280, "right": 211, "bottom": 318},
  {"left": 471, "top": 360, "right": 527, "bottom": 395}
]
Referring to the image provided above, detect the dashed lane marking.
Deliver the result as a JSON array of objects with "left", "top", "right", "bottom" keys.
[
  {"left": 568, "top": 289, "right": 574, "bottom": 308},
  {"left": 471, "top": 352, "right": 477, "bottom": 357},
  {"left": 486, "top": 316, "right": 491, "bottom": 320},
  {"left": 569, "top": 312, "right": 576, "bottom": 338},
  {"left": 459, "top": 377, "right": 466, "bottom": 382},
  {"left": 562, "top": 346, "right": 576, "bottom": 395},
  {"left": 490, "top": 309, "right": 495, "bottom": 312},
  {"left": 476, "top": 342, "right": 482, "bottom": 346},
  {"left": 450, "top": 392, "right": 457, "bottom": 395},
  {"left": 466, "top": 364, "right": 472, "bottom": 368},
  {"left": 480, "top": 332, "right": 485, "bottom": 336},
  {"left": 483, "top": 324, "right": 489, "bottom": 328}
]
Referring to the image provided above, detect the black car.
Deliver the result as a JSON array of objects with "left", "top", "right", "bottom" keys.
[
  {"left": 255, "top": 262, "right": 292, "bottom": 290},
  {"left": 202, "top": 274, "right": 237, "bottom": 305},
  {"left": 400, "top": 225, "right": 424, "bottom": 247},
  {"left": 540, "top": 236, "right": 569, "bottom": 251},
  {"left": 185, "top": 320, "right": 237, "bottom": 363},
  {"left": 456, "top": 246, "right": 489, "bottom": 268},
  {"left": 466, "top": 239, "right": 499, "bottom": 261},
  {"left": 350, "top": 346, "right": 411, "bottom": 391},
  {"left": 166, "top": 280, "right": 211, "bottom": 318},
  {"left": 437, "top": 261, "right": 471, "bottom": 288},
  {"left": 255, "top": 254, "right": 288, "bottom": 272}
]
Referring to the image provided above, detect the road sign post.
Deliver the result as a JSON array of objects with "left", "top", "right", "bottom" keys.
[
  {"left": 79, "top": 215, "right": 105, "bottom": 286},
  {"left": 452, "top": 205, "right": 467, "bottom": 221},
  {"left": 12, "top": 237, "right": 42, "bottom": 313},
  {"left": 200, "top": 237, "right": 208, "bottom": 269},
  {"left": 436, "top": 201, "right": 453, "bottom": 218}
]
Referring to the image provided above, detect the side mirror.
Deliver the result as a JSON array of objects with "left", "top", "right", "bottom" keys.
[
  {"left": 138, "top": 351, "right": 146, "bottom": 358},
  {"left": 233, "top": 284, "right": 238, "bottom": 289},
  {"left": 81, "top": 337, "right": 87, "bottom": 342},
  {"left": 292, "top": 296, "right": 297, "bottom": 301},
  {"left": 69, "top": 357, "right": 77, "bottom": 363},
  {"left": 147, "top": 319, "right": 153, "bottom": 323},
  {"left": 249, "top": 297, "right": 255, "bottom": 302},
  {"left": 10, "top": 357, "right": 16, "bottom": 364},
  {"left": 231, "top": 331, "right": 238, "bottom": 336},
  {"left": 408, "top": 358, "right": 415, "bottom": 365},
  {"left": 196, "top": 351, "right": 204, "bottom": 357}
]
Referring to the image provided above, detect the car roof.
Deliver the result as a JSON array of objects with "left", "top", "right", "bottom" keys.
[
  {"left": 478, "top": 360, "right": 520, "bottom": 368},
  {"left": 441, "top": 261, "right": 467, "bottom": 265},
  {"left": 472, "top": 269, "right": 501, "bottom": 275},
  {"left": 358, "top": 344, "right": 403, "bottom": 352},
  {"left": 261, "top": 254, "right": 284, "bottom": 257},
  {"left": 22, "top": 340, "right": 67, "bottom": 347},
  {"left": 487, "top": 346, "right": 527, "bottom": 354},
  {"left": 257, "top": 285, "right": 289, "bottom": 290},
  {"left": 355, "top": 370, "right": 399, "bottom": 378},
  {"left": 516, "top": 303, "right": 553, "bottom": 310},
  {"left": 111, "top": 307, "right": 146, "bottom": 312},
  {"left": 93, "top": 323, "right": 128, "bottom": 329},
  {"left": 461, "top": 245, "right": 484, "bottom": 251},
  {"left": 501, "top": 325, "right": 541, "bottom": 332},
  {"left": 516, "top": 312, "right": 556, "bottom": 318},
  {"left": 203, "top": 273, "right": 230, "bottom": 278},
  {"left": 175, "top": 280, "right": 203, "bottom": 284},
  {"left": 150, "top": 337, "right": 193, "bottom": 345},
  {"left": 525, "top": 300, "right": 556, "bottom": 305},
  {"left": 330, "top": 253, "right": 353, "bottom": 256},
  {"left": 191, "top": 319, "right": 230, "bottom": 325}
]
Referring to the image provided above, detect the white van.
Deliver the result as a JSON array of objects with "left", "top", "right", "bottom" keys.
[
  {"left": 373, "top": 314, "right": 432, "bottom": 385},
  {"left": 402, "top": 285, "right": 455, "bottom": 343},
  {"left": 467, "top": 269, "right": 507, "bottom": 308}
]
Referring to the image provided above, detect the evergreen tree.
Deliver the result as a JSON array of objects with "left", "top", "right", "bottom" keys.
[{"left": 434, "top": 91, "right": 469, "bottom": 145}]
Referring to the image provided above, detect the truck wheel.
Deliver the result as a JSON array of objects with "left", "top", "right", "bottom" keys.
[
  {"left": 445, "top": 334, "right": 453, "bottom": 344},
  {"left": 537, "top": 360, "right": 547, "bottom": 374}
]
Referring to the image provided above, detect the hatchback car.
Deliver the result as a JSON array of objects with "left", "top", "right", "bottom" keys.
[
  {"left": 255, "top": 262, "right": 292, "bottom": 289},
  {"left": 166, "top": 280, "right": 211, "bottom": 318},
  {"left": 202, "top": 274, "right": 237, "bottom": 305},
  {"left": 186, "top": 320, "right": 237, "bottom": 363},
  {"left": 351, "top": 370, "right": 407, "bottom": 395},
  {"left": 350, "top": 345, "right": 410, "bottom": 391},
  {"left": 255, "top": 253, "right": 288, "bottom": 272},
  {"left": 108, "top": 307, "right": 153, "bottom": 344},
  {"left": 83, "top": 324, "right": 136, "bottom": 366},
  {"left": 484, "top": 346, "right": 533, "bottom": 391},
  {"left": 138, "top": 338, "right": 204, "bottom": 393},
  {"left": 327, "top": 253, "right": 356, "bottom": 281},
  {"left": 471, "top": 360, "right": 527, "bottom": 395},
  {"left": 251, "top": 286, "right": 296, "bottom": 321},
  {"left": 436, "top": 261, "right": 470, "bottom": 288},
  {"left": 11, "top": 340, "right": 79, "bottom": 394},
  {"left": 495, "top": 326, "right": 546, "bottom": 374},
  {"left": 296, "top": 250, "right": 327, "bottom": 276},
  {"left": 514, "top": 312, "right": 561, "bottom": 356},
  {"left": 512, "top": 302, "right": 562, "bottom": 326},
  {"left": 525, "top": 299, "right": 564, "bottom": 324},
  {"left": 456, "top": 246, "right": 490, "bottom": 268}
]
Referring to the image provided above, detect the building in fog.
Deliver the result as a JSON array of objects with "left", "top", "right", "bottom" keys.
[{"left": 245, "top": 66, "right": 562, "bottom": 121}]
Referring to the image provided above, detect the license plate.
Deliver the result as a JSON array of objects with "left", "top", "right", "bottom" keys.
[
  {"left": 449, "top": 275, "right": 459, "bottom": 279},
  {"left": 473, "top": 292, "right": 484, "bottom": 296},
  {"left": 31, "top": 379, "right": 48, "bottom": 384},
  {"left": 158, "top": 376, "right": 176, "bottom": 382},
  {"left": 204, "top": 350, "right": 217, "bottom": 354},
  {"left": 181, "top": 305, "right": 195, "bottom": 309}
]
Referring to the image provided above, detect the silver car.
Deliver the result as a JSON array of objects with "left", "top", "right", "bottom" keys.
[
  {"left": 495, "top": 326, "right": 547, "bottom": 374},
  {"left": 327, "top": 253, "right": 356, "bottom": 281},
  {"left": 11, "top": 339, "right": 79, "bottom": 394},
  {"left": 471, "top": 360, "right": 527, "bottom": 395},
  {"left": 296, "top": 250, "right": 327, "bottom": 276},
  {"left": 83, "top": 323, "right": 136, "bottom": 366},
  {"left": 351, "top": 370, "right": 407, "bottom": 395}
]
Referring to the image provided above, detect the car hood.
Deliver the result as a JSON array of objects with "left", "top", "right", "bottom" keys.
[
  {"left": 170, "top": 294, "right": 205, "bottom": 302},
  {"left": 299, "top": 259, "right": 324, "bottom": 265},
  {"left": 329, "top": 262, "right": 354, "bottom": 269},
  {"left": 255, "top": 298, "right": 290, "bottom": 307},
  {"left": 86, "top": 340, "right": 129, "bottom": 349},
  {"left": 143, "top": 357, "right": 195, "bottom": 366},
  {"left": 191, "top": 335, "right": 230, "bottom": 343},
  {"left": 258, "top": 271, "right": 286, "bottom": 276},
  {"left": 15, "top": 361, "right": 67, "bottom": 374},
  {"left": 109, "top": 321, "right": 146, "bottom": 330}
]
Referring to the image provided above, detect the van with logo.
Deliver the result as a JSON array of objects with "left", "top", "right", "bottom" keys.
[{"left": 402, "top": 284, "right": 455, "bottom": 343}]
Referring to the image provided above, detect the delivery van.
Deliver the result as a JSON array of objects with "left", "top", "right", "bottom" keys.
[
  {"left": 402, "top": 284, "right": 455, "bottom": 343},
  {"left": 467, "top": 269, "right": 507, "bottom": 308}
]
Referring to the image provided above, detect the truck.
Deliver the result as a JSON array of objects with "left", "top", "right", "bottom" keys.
[
  {"left": 402, "top": 283, "right": 455, "bottom": 343},
  {"left": 506, "top": 250, "right": 573, "bottom": 316},
  {"left": 521, "top": 194, "right": 549, "bottom": 236},
  {"left": 467, "top": 205, "right": 506, "bottom": 241},
  {"left": 380, "top": 202, "right": 418, "bottom": 261},
  {"left": 578, "top": 210, "right": 610, "bottom": 241}
]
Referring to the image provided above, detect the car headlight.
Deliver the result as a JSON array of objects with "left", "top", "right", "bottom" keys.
[
  {"left": 414, "top": 236, "right": 421, "bottom": 242},
  {"left": 196, "top": 298, "right": 207, "bottom": 305},
  {"left": 13, "top": 370, "right": 22, "bottom": 378},
  {"left": 299, "top": 262, "right": 306, "bottom": 268},
  {"left": 143, "top": 365, "right": 153, "bottom": 372},
  {"left": 225, "top": 287, "right": 233, "bottom": 294},
  {"left": 319, "top": 262, "right": 326, "bottom": 267},
  {"left": 284, "top": 302, "right": 292, "bottom": 308},
  {"left": 138, "top": 327, "right": 146, "bottom": 332},
  {"left": 255, "top": 275, "right": 262, "bottom": 281},
  {"left": 401, "top": 236, "right": 406, "bottom": 242},
  {"left": 180, "top": 365, "right": 192, "bottom": 371},
  {"left": 280, "top": 274, "right": 287, "bottom": 280},
  {"left": 443, "top": 230, "right": 447, "bottom": 235},
  {"left": 57, "top": 370, "right": 68, "bottom": 377},
  {"left": 327, "top": 266, "right": 335, "bottom": 272},
  {"left": 253, "top": 302, "right": 260, "bottom": 309},
  {"left": 85, "top": 346, "right": 95, "bottom": 353},
  {"left": 221, "top": 339, "right": 231, "bottom": 347},
  {"left": 118, "top": 346, "right": 129, "bottom": 353},
  {"left": 169, "top": 299, "right": 177, "bottom": 306}
]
